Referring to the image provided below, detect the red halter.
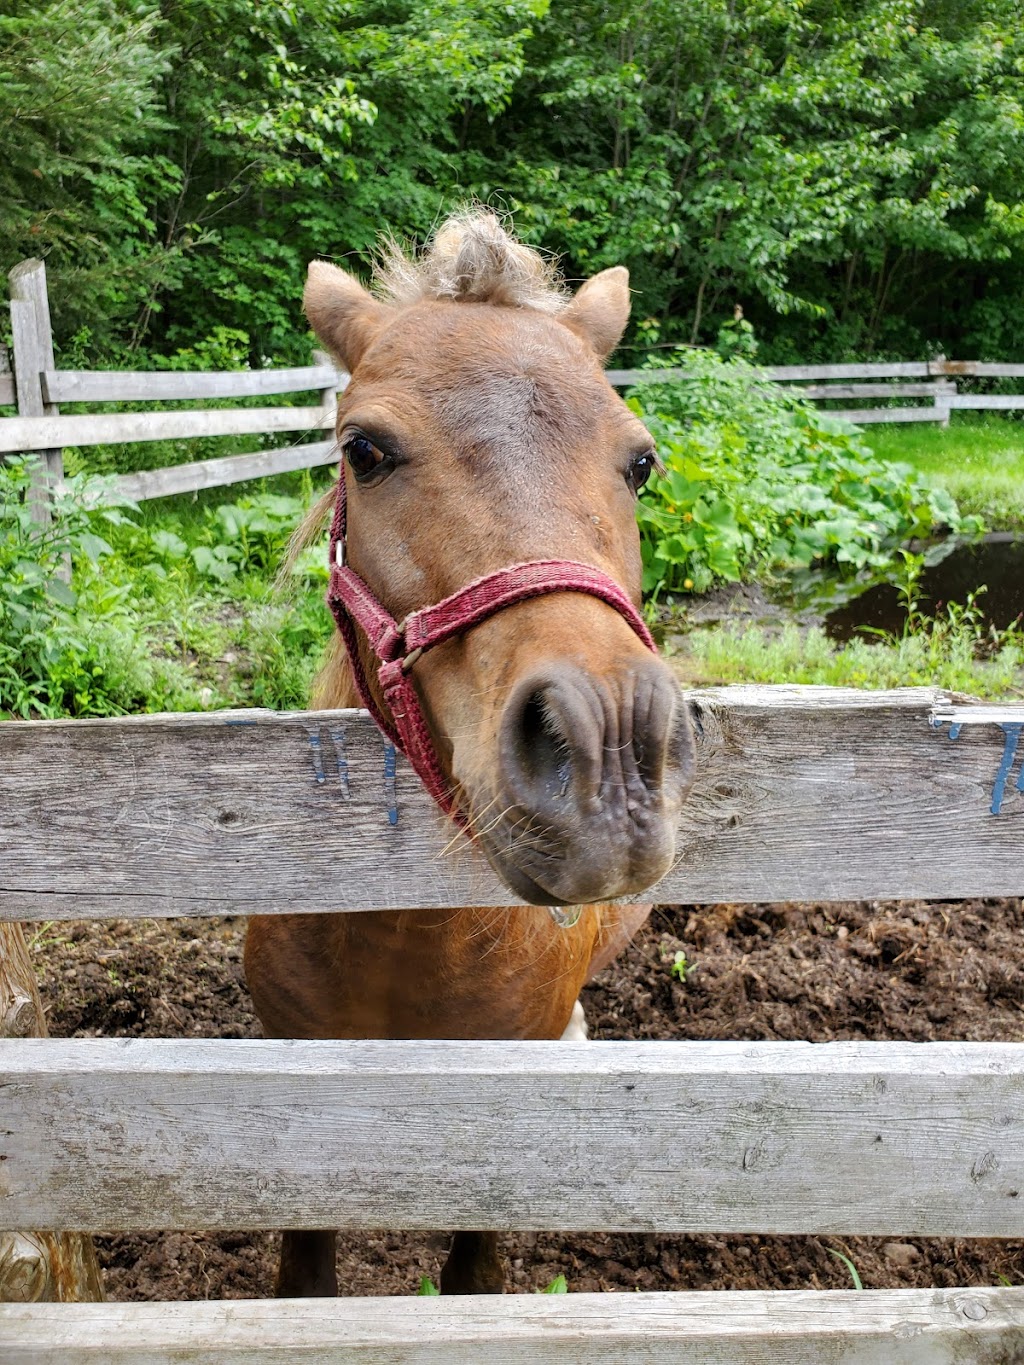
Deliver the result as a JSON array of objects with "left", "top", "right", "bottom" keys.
[{"left": 326, "top": 466, "right": 657, "bottom": 827}]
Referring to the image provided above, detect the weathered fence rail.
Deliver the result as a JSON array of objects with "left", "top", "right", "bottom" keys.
[
  {"left": 1, "top": 688, "right": 1022, "bottom": 919},
  {"left": 1, "top": 259, "right": 342, "bottom": 508},
  {"left": 8, "top": 1288, "right": 1023, "bottom": 1363},
  {"left": 1, "top": 685, "right": 1023, "bottom": 1359},
  {"left": 5, "top": 1037, "right": 1024, "bottom": 1236}
]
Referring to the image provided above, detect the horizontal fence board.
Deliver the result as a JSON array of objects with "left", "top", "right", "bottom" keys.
[
  {"left": 1, "top": 687, "right": 1022, "bottom": 920},
  {"left": 794, "top": 382, "right": 953, "bottom": 400},
  {"left": 830, "top": 406, "right": 944, "bottom": 424},
  {"left": 4, "top": 1288, "right": 1024, "bottom": 1364},
  {"left": 764, "top": 362, "right": 932, "bottom": 381},
  {"left": 114, "top": 440, "right": 337, "bottom": 501},
  {"left": 946, "top": 394, "right": 1024, "bottom": 410},
  {"left": 605, "top": 364, "right": 946, "bottom": 389},
  {"left": 0, "top": 405, "right": 333, "bottom": 453},
  {"left": 3, "top": 1039, "right": 1024, "bottom": 1235},
  {"left": 605, "top": 366, "right": 687, "bottom": 386},
  {"left": 41, "top": 365, "right": 338, "bottom": 404},
  {"left": 931, "top": 360, "right": 1024, "bottom": 377}
]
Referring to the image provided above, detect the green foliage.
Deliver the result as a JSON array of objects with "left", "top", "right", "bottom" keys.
[
  {"left": 416, "top": 1276, "right": 440, "bottom": 1296},
  {"left": 0, "top": 464, "right": 333, "bottom": 720},
  {"left": 134, "top": 493, "right": 307, "bottom": 583},
  {"left": 105, "top": 490, "right": 333, "bottom": 712},
  {"left": 631, "top": 353, "right": 980, "bottom": 597},
  {"left": 670, "top": 951, "right": 696, "bottom": 983},
  {"left": 828, "top": 1250, "right": 865, "bottom": 1291},
  {"left": 0, "top": 0, "right": 173, "bottom": 351},
  {"left": 538, "top": 1274, "right": 568, "bottom": 1293},
  {"left": 0, "top": 457, "right": 165, "bottom": 718}
]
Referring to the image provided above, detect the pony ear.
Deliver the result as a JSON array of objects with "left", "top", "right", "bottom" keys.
[
  {"left": 304, "top": 260, "right": 389, "bottom": 372},
  {"left": 562, "top": 266, "right": 631, "bottom": 360}
]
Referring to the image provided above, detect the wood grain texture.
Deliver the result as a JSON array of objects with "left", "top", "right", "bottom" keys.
[
  {"left": 828, "top": 406, "right": 944, "bottom": 424},
  {"left": 607, "top": 363, "right": 934, "bottom": 384},
  {"left": 2, "top": 1039, "right": 1024, "bottom": 1235},
  {"left": 0, "top": 404, "right": 333, "bottom": 454},
  {"left": 4, "top": 1288, "right": 1024, "bottom": 1363},
  {"left": 8, "top": 262, "right": 63, "bottom": 525},
  {"left": 0, "top": 926, "right": 103, "bottom": 1305},
  {"left": 40, "top": 365, "right": 336, "bottom": 404},
  {"left": 0, "top": 344, "right": 14, "bottom": 407},
  {"left": 792, "top": 382, "right": 955, "bottom": 400},
  {"left": 946, "top": 394, "right": 1024, "bottom": 410},
  {"left": 931, "top": 359, "right": 1024, "bottom": 377},
  {"left": 1, "top": 687, "right": 1021, "bottom": 920},
  {"left": 762, "top": 362, "right": 933, "bottom": 380},
  {"left": 114, "top": 440, "right": 337, "bottom": 501}
]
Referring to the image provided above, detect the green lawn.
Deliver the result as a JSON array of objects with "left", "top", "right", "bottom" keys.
[{"left": 863, "top": 413, "right": 1024, "bottom": 529}]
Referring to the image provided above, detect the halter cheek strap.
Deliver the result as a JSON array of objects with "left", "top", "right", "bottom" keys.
[{"left": 326, "top": 467, "right": 656, "bottom": 827}]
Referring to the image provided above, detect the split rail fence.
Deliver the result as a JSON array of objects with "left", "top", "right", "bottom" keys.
[
  {"left": 6, "top": 259, "right": 1024, "bottom": 521},
  {"left": 2, "top": 686, "right": 1024, "bottom": 1360}
]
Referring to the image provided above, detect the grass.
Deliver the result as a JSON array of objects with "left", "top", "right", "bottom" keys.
[
  {"left": 672, "top": 614, "right": 1024, "bottom": 700},
  {"left": 864, "top": 414, "right": 1024, "bottom": 530}
]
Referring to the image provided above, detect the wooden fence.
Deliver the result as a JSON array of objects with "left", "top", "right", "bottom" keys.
[
  {"left": 1, "top": 260, "right": 343, "bottom": 516},
  {"left": 610, "top": 358, "right": 1024, "bottom": 426},
  {"left": 6, "top": 258, "right": 1024, "bottom": 523},
  {"left": 2, "top": 686, "right": 1024, "bottom": 1360}
]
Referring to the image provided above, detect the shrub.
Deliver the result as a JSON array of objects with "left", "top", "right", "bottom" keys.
[
  {"left": 0, "top": 457, "right": 163, "bottom": 717},
  {"left": 630, "top": 352, "right": 981, "bottom": 598}
]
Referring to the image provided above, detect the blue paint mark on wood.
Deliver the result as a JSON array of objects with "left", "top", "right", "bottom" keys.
[
  {"left": 991, "top": 724, "right": 1022, "bottom": 816},
  {"left": 224, "top": 719, "right": 259, "bottom": 726},
  {"left": 329, "top": 726, "right": 350, "bottom": 799},
  {"left": 932, "top": 716, "right": 1022, "bottom": 815},
  {"left": 383, "top": 742, "right": 398, "bottom": 826},
  {"left": 307, "top": 731, "right": 326, "bottom": 785}
]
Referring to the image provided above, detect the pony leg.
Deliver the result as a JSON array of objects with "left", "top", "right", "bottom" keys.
[
  {"left": 560, "top": 998, "right": 588, "bottom": 1040},
  {"left": 440, "top": 1231, "right": 504, "bottom": 1294},
  {"left": 276, "top": 1230, "right": 338, "bottom": 1297}
]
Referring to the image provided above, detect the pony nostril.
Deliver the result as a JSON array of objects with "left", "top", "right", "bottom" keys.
[{"left": 512, "top": 689, "right": 573, "bottom": 803}]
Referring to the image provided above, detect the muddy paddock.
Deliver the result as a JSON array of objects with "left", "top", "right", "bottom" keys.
[{"left": 33, "top": 897, "right": 1024, "bottom": 1299}]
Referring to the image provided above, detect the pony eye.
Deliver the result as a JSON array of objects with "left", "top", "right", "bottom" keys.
[
  {"left": 626, "top": 451, "right": 656, "bottom": 494},
  {"left": 345, "top": 434, "right": 391, "bottom": 483}
]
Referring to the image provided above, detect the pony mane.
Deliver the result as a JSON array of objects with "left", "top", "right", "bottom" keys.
[{"left": 373, "top": 209, "right": 567, "bottom": 314}]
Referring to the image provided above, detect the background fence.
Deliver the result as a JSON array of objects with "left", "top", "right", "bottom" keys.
[
  {"left": 1, "top": 687, "right": 1024, "bottom": 1359},
  {"left": 6, "top": 259, "right": 1024, "bottom": 525}
]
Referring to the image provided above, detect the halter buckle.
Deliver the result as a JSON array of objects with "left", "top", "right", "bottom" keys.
[{"left": 334, "top": 539, "right": 345, "bottom": 568}]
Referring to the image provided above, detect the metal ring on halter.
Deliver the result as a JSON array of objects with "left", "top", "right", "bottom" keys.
[{"left": 548, "top": 906, "right": 584, "bottom": 929}]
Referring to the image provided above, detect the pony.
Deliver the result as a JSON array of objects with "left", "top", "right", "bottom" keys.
[{"left": 245, "top": 211, "right": 695, "bottom": 1296}]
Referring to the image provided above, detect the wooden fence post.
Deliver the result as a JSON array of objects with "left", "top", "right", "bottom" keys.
[
  {"left": 930, "top": 355, "right": 953, "bottom": 428},
  {"left": 0, "top": 924, "right": 104, "bottom": 1305},
  {"left": 8, "top": 260, "right": 64, "bottom": 527},
  {"left": 313, "top": 347, "right": 341, "bottom": 426}
]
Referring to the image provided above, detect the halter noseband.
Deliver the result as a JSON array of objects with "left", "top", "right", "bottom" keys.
[{"left": 326, "top": 465, "right": 656, "bottom": 828}]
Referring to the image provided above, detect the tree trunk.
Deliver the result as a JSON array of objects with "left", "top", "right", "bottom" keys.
[{"left": 0, "top": 922, "right": 105, "bottom": 1303}]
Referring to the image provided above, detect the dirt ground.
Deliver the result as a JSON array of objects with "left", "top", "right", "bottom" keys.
[{"left": 33, "top": 896, "right": 1024, "bottom": 1300}]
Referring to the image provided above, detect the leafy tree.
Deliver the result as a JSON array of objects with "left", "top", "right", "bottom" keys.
[
  {"left": 0, "top": 0, "right": 174, "bottom": 349},
  {"left": 5, "top": 0, "right": 1024, "bottom": 365}
]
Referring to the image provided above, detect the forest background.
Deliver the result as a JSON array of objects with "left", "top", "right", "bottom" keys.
[{"left": 3, "top": 0, "right": 1024, "bottom": 369}]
